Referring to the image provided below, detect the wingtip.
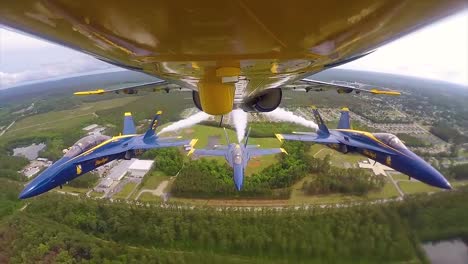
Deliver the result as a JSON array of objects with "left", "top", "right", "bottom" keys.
[
  {"left": 275, "top": 134, "right": 284, "bottom": 142},
  {"left": 156, "top": 110, "right": 163, "bottom": 115},
  {"left": 124, "top": 112, "right": 132, "bottom": 116},
  {"left": 341, "top": 107, "right": 349, "bottom": 111},
  {"left": 310, "top": 105, "right": 317, "bottom": 109},
  {"left": 73, "top": 89, "right": 105, "bottom": 95},
  {"left": 280, "top": 148, "right": 288, "bottom": 155},
  {"left": 370, "top": 89, "right": 401, "bottom": 96},
  {"left": 189, "top": 139, "right": 199, "bottom": 147},
  {"left": 187, "top": 148, "right": 195, "bottom": 156}
]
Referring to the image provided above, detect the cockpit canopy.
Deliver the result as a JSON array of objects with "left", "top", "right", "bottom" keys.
[
  {"left": 373, "top": 133, "right": 407, "bottom": 150},
  {"left": 233, "top": 153, "right": 242, "bottom": 165},
  {"left": 64, "top": 134, "right": 111, "bottom": 158}
]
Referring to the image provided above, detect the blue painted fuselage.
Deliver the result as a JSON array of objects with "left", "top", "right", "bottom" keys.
[{"left": 324, "top": 129, "right": 451, "bottom": 189}]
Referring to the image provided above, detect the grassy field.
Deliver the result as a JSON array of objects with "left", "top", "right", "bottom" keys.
[
  {"left": 138, "top": 192, "right": 162, "bottom": 202},
  {"left": 89, "top": 191, "right": 104, "bottom": 198},
  {"left": 398, "top": 181, "right": 441, "bottom": 194},
  {"left": 366, "top": 180, "right": 400, "bottom": 199},
  {"left": 59, "top": 185, "right": 88, "bottom": 194},
  {"left": 141, "top": 171, "right": 169, "bottom": 190},
  {"left": 177, "top": 125, "right": 283, "bottom": 175},
  {"left": 310, "top": 145, "right": 365, "bottom": 168},
  {"left": 289, "top": 175, "right": 399, "bottom": 205},
  {"left": 113, "top": 182, "right": 138, "bottom": 200},
  {"left": 452, "top": 180, "right": 468, "bottom": 188},
  {"left": 2, "top": 97, "right": 138, "bottom": 140},
  {"left": 390, "top": 173, "right": 411, "bottom": 181}
]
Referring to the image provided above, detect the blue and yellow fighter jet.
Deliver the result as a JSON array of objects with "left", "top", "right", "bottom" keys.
[
  {"left": 19, "top": 111, "right": 197, "bottom": 199},
  {"left": 275, "top": 107, "right": 452, "bottom": 190},
  {"left": 188, "top": 128, "right": 287, "bottom": 191}
]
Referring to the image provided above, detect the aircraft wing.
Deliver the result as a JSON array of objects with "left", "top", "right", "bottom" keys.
[
  {"left": 287, "top": 79, "right": 401, "bottom": 96},
  {"left": 0, "top": 1, "right": 461, "bottom": 115},
  {"left": 342, "top": 137, "right": 396, "bottom": 155},
  {"left": 132, "top": 137, "right": 196, "bottom": 150},
  {"left": 190, "top": 149, "right": 227, "bottom": 157},
  {"left": 73, "top": 80, "right": 189, "bottom": 96},
  {"left": 248, "top": 148, "right": 287, "bottom": 157},
  {"left": 276, "top": 133, "right": 340, "bottom": 144}
]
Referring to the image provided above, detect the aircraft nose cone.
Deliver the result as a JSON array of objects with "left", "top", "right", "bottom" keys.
[
  {"left": 19, "top": 184, "right": 39, "bottom": 199},
  {"left": 233, "top": 165, "right": 244, "bottom": 191},
  {"left": 18, "top": 164, "right": 63, "bottom": 199},
  {"left": 417, "top": 159, "right": 452, "bottom": 190}
]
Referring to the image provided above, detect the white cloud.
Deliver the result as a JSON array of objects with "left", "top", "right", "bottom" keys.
[
  {"left": 0, "top": 27, "right": 56, "bottom": 51},
  {"left": 0, "top": 53, "right": 113, "bottom": 88},
  {"left": 340, "top": 11, "right": 468, "bottom": 85},
  {"left": 1, "top": 11, "right": 467, "bottom": 87}
]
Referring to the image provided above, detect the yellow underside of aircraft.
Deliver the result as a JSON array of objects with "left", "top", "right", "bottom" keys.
[{"left": 0, "top": 1, "right": 465, "bottom": 114}]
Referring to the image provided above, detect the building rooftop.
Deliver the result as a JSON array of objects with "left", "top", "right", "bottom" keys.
[
  {"left": 358, "top": 158, "right": 394, "bottom": 176},
  {"left": 129, "top": 159, "right": 154, "bottom": 171}
]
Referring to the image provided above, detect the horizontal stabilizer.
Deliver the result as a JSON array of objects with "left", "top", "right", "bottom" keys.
[
  {"left": 143, "top": 110, "right": 162, "bottom": 141},
  {"left": 123, "top": 112, "right": 136, "bottom": 135},
  {"left": 248, "top": 148, "right": 287, "bottom": 157},
  {"left": 311, "top": 106, "right": 329, "bottom": 135},
  {"left": 337, "top": 107, "right": 351, "bottom": 129},
  {"left": 276, "top": 133, "right": 340, "bottom": 144}
]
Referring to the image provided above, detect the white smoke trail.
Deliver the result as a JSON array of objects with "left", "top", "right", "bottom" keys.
[
  {"left": 231, "top": 109, "right": 248, "bottom": 143},
  {"left": 262, "top": 108, "right": 318, "bottom": 130},
  {"left": 158, "top": 111, "right": 211, "bottom": 135}
]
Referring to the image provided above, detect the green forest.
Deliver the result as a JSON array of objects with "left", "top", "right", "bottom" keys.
[
  {"left": 171, "top": 141, "right": 384, "bottom": 198},
  {"left": 1, "top": 177, "right": 468, "bottom": 263}
]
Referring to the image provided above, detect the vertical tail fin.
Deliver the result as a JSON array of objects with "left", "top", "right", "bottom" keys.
[
  {"left": 311, "top": 106, "right": 329, "bottom": 135},
  {"left": 337, "top": 107, "right": 351, "bottom": 129},
  {"left": 244, "top": 127, "right": 251, "bottom": 147},
  {"left": 223, "top": 127, "right": 230, "bottom": 144},
  {"left": 144, "top": 110, "right": 162, "bottom": 140},
  {"left": 123, "top": 112, "right": 137, "bottom": 135}
]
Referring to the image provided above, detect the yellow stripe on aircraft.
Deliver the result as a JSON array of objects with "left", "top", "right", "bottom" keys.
[
  {"left": 189, "top": 139, "right": 199, "bottom": 148},
  {"left": 370, "top": 89, "right": 401, "bottom": 95},
  {"left": 187, "top": 148, "right": 195, "bottom": 156},
  {"left": 275, "top": 134, "right": 284, "bottom": 142},
  {"left": 74, "top": 89, "right": 106, "bottom": 95}
]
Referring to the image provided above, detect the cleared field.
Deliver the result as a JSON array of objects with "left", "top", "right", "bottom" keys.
[
  {"left": 452, "top": 180, "right": 468, "bottom": 188},
  {"left": 59, "top": 185, "right": 88, "bottom": 194},
  {"left": 390, "top": 173, "right": 411, "bottom": 181},
  {"left": 113, "top": 182, "right": 138, "bottom": 200},
  {"left": 141, "top": 171, "right": 169, "bottom": 190},
  {"left": 366, "top": 181, "right": 400, "bottom": 199},
  {"left": 398, "top": 181, "right": 441, "bottom": 194},
  {"left": 289, "top": 175, "right": 399, "bottom": 205},
  {"left": 311, "top": 146, "right": 365, "bottom": 168},
  {"left": 138, "top": 192, "right": 162, "bottom": 202},
  {"left": 89, "top": 191, "right": 104, "bottom": 198},
  {"left": 180, "top": 125, "right": 283, "bottom": 175},
  {"left": 180, "top": 125, "right": 237, "bottom": 147},
  {"left": 3, "top": 97, "right": 138, "bottom": 139}
]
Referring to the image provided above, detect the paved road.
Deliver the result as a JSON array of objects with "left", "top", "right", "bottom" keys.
[
  {"left": 0, "top": 120, "right": 15, "bottom": 137},
  {"left": 387, "top": 173, "right": 405, "bottom": 198},
  {"left": 135, "top": 180, "right": 169, "bottom": 200}
]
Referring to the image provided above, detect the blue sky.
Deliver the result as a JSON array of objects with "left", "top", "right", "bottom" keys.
[{"left": 0, "top": 11, "right": 467, "bottom": 89}]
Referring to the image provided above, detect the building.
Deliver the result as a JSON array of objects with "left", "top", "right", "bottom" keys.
[
  {"left": 83, "top": 124, "right": 99, "bottom": 131},
  {"left": 98, "top": 178, "right": 114, "bottom": 188},
  {"left": 128, "top": 160, "right": 154, "bottom": 177},
  {"left": 358, "top": 158, "right": 394, "bottom": 176}
]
